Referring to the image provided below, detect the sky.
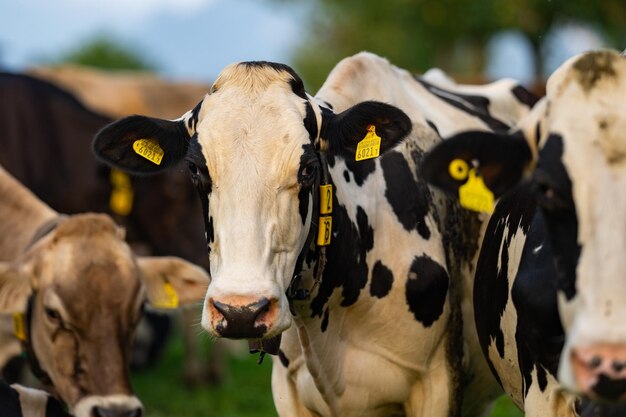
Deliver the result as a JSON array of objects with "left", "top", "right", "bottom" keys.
[
  {"left": 0, "top": 0, "right": 608, "bottom": 85},
  {"left": 0, "top": 0, "right": 306, "bottom": 82}
]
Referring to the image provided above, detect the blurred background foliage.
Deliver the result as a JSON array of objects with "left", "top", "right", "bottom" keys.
[
  {"left": 55, "top": 36, "right": 155, "bottom": 71},
  {"left": 274, "top": 0, "right": 626, "bottom": 90}
]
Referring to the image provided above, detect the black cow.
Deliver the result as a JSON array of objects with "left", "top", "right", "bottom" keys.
[{"left": 0, "top": 73, "right": 208, "bottom": 379}]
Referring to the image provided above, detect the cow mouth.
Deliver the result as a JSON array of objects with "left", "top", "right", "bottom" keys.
[{"left": 248, "top": 334, "right": 283, "bottom": 356}]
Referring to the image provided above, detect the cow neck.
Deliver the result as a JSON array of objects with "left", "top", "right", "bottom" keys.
[
  {"left": 14, "top": 216, "right": 66, "bottom": 387},
  {"left": 249, "top": 151, "right": 333, "bottom": 363}
]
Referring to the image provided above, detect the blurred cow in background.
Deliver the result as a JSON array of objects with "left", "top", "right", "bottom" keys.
[
  {"left": 0, "top": 70, "right": 227, "bottom": 386},
  {"left": 0, "top": 164, "right": 210, "bottom": 417}
]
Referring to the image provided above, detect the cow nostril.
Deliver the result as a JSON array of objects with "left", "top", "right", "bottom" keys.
[
  {"left": 251, "top": 297, "right": 271, "bottom": 319},
  {"left": 612, "top": 361, "right": 626, "bottom": 373},
  {"left": 590, "top": 356, "right": 602, "bottom": 369},
  {"left": 212, "top": 299, "right": 229, "bottom": 318}
]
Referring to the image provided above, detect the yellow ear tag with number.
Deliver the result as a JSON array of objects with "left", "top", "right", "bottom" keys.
[
  {"left": 458, "top": 169, "right": 495, "bottom": 214},
  {"left": 13, "top": 313, "right": 26, "bottom": 342},
  {"left": 154, "top": 282, "right": 179, "bottom": 309},
  {"left": 133, "top": 139, "right": 164, "bottom": 165},
  {"left": 319, "top": 184, "right": 333, "bottom": 215},
  {"left": 355, "top": 125, "right": 381, "bottom": 161},
  {"left": 317, "top": 216, "right": 332, "bottom": 246}
]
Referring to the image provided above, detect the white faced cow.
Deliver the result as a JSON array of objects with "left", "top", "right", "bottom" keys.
[
  {"left": 422, "top": 50, "right": 626, "bottom": 416},
  {"left": 0, "top": 165, "right": 210, "bottom": 417},
  {"left": 93, "top": 52, "right": 536, "bottom": 416}
]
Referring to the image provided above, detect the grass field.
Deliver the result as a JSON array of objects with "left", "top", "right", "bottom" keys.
[{"left": 132, "top": 330, "right": 523, "bottom": 417}]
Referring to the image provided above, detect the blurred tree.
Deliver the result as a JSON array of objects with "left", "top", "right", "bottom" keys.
[
  {"left": 273, "top": 0, "right": 626, "bottom": 90},
  {"left": 57, "top": 36, "right": 155, "bottom": 71}
]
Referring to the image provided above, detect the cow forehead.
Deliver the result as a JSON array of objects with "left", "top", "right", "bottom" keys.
[
  {"left": 33, "top": 217, "right": 142, "bottom": 307},
  {"left": 196, "top": 88, "right": 313, "bottom": 185},
  {"left": 544, "top": 51, "right": 626, "bottom": 162}
]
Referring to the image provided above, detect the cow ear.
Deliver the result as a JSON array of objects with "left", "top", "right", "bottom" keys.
[
  {"left": 322, "top": 101, "right": 411, "bottom": 158},
  {"left": 137, "top": 257, "right": 210, "bottom": 309},
  {"left": 0, "top": 263, "right": 32, "bottom": 314},
  {"left": 93, "top": 115, "right": 191, "bottom": 176},
  {"left": 420, "top": 130, "right": 533, "bottom": 198}
]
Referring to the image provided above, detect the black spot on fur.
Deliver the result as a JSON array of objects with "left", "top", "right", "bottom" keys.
[
  {"left": 343, "top": 170, "right": 350, "bottom": 183},
  {"left": 405, "top": 255, "right": 449, "bottom": 327},
  {"left": 304, "top": 101, "right": 318, "bottom": 142},
  {"left": 417, "top": 78, "right": 511, "bottom": 132},
  {"left": 370, "top": 261, "right": 393, "bottom": 298},
  {"left": 187, "top": 99, "right": 204, "bottom": 132},
  {"left": 278, "top": 350, "right": 290, "bottom": 368},
  {"left": 239, "top": 61, "right": 307, "bottom": 99},
  {"left": 511, "top": 85, "right": 539, "bottom": 108},
  {"left": 321, "top": 308, "right": 330, "bottom": 332},
  {"left": 426, "top": 120, "right": 440, "bottom": 137},
  {"left": 380, "top": 151, "right": 431, "bottom": 238},
  {"left": 310, "top": 203, "right": 373, "bottom": 317},
  {"left": 474, "top": 182, "right": 536, "bottom": 389}
]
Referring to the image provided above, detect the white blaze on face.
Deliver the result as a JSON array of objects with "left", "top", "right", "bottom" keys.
[
  {"left": 197, "top": 63, "right": 316, "bottom": 338},
  {"left": 545, "top": 52, "right": 626, "bottom": 391}
]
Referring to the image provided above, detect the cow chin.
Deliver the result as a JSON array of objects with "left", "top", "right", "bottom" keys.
[
  {"left": 201, "top": 292, "right": 292, "bottom": 340},
  {"left": 72, "top": 395, "right": 143, "bottom": 417}
]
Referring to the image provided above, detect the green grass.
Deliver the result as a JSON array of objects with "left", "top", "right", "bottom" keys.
[{"left": 132, "top": 331, "right": 523, "bottom": 417}]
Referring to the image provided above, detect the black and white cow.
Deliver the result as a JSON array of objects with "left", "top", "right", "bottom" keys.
[
  {"left": 92, "top": 52, "right": 535, "bottom": 416},
  {"left": 0, "top": 382, "right": 71, "bottom": 417},
  {"left": 421, "top": 50, "right": 626, "bottom": 416}
]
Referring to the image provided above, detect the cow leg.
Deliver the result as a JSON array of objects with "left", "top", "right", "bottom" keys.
[
  {"left": 523, "top": 367, "right": 578, "bottom": 417},
  {"left": 181, "top": 306, "right": 211, "bottom": 386},
  {"left": 405, "top": 345, "right": 454, "bottom": 417},
  {"left": 271, "top": 358, "right": 316, "bottom": 417}
]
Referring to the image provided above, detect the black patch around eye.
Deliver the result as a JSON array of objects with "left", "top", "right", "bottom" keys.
[
  {"left": 186, "top": 134, "right": 213, "bottom": 252},
  {"left": 304, "top": 101, "right": 318, "bottom": 143},
  {"left": 298, "top": 144, "right": 319, "bottom": 188},
  {"left": 533, "top": 134, "right": 580, "bottom": 300},
  {"left": 532, "top": 134, "right": 574, "bottom": 212}
]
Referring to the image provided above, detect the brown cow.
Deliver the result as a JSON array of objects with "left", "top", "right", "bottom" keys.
[{"left": 0, "top": 164, "right": 210, "bottom": 417}]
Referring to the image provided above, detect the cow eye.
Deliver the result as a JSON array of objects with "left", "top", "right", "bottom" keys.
[
  {"left": 188, "top": 162, "right": 199, "bottom": 177},
  {"left": 44, "top": 307, "right": 62, "bottom": 323},
  {"left": 299, "top": 162, "right": 318, "bottom": 187}
]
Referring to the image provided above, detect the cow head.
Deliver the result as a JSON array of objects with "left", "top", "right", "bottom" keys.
[
  {"left": 0, "top": 214, "right": 209, "bottom": 417},
  {"left": 93, "top": 61, "right": 411, "bottom": 341},
  {"left": 421, "top": 50, "right": 626, "bottom": 402}
]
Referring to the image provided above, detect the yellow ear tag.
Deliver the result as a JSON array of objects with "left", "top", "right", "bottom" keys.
[
  {"left": 109, "top": 169, "right": 134, "bottom": 216},
  {"left": 154, "top": 282, "right": 179, "bottom": 309},
  {"left": 355, "top": 125, "right": 381, "bottom": 161},
  {"left": 319, "top": 184, "right": 333, "bottom": 215},
  {"left": 13, "top": 313, "right": 26, "bottom": 342},
  {"left": 133, "top": 139, "right": 164, "bottom": 165},
  {"left": 459, "top": 169, "right": 495, "bottom": 213},
  {"left": 317, "top": 216, "right": 332, "bottom": 246}
]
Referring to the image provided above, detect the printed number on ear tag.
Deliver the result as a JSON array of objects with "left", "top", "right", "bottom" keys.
[
  {"left": 317, "top": 216, "right": 332, "bottom": 246},
  {"left": 459, "top": 169, "right": 494, "bottom": 214},
  {"left": 319, "top": 184, "right": 333, "bottom": 215},
  {"left": 154, "top": 282, "right": 179, "bottom": 309},
  {"left": 133, "top": 139, "right": 164, "bottom": 165},
  {"left": 355, "top": 125, "right": 381, "bottom": 161},
  {"left": 13, "top": 313, "right": 26, "bottom": 342}
]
